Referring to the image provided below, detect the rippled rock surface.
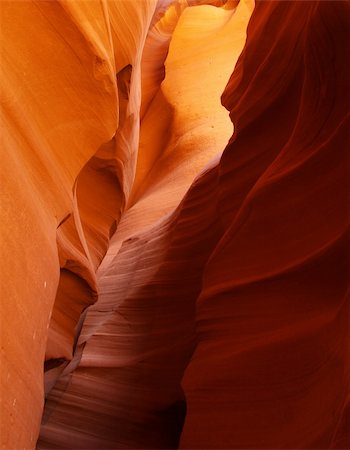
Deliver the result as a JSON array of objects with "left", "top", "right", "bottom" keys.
[{"left": 0, "top": 1, "right": 348, "bottom": 449}]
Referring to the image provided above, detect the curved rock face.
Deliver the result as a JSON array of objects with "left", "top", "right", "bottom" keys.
[
  {"left": 180, "top": 2, "right": 350, "bottom": 448},
  {"left": 37, "top": 2, "right": 253, "bottom": 449},
  {"left": 1, "top": 1, "right": 349, "bottom": 450},
  {"left": 1, "top": 1, "right": 156, "bottom": 448}
]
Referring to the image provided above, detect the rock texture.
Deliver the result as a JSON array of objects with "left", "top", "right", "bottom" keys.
[
  {"left": 38, "top": 2, "right": 253, "bottom": 449},
  {"left": 1, "top": 1, "right": 156, "bottom": 448},
  {"left": 181, "top": 2, "right": 350, "bottom": 448},
  {"left": 0, "top": 1, "right": 349, "bottom": 450}
]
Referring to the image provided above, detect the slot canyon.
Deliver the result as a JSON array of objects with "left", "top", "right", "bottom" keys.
[{"left": 0, "top": 1, "right": 349, "bottom": 449}]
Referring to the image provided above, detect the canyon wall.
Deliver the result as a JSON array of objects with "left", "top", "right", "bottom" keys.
[
  {"left": 181, "top": 2, "right": 350, "bottom": 448},
  {"left": 1, "top": 1, "right": 349, "bottom": 449},
  {"left": 38, "top": 1, "right": 253, "bottom": 448},
  {"left": 1, "top": 1, "right": 157, "bottom": 448}
]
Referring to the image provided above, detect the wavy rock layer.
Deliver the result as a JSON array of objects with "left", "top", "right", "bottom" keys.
[
  {"left": 180, "top": 2, "right": 349, "bottom": 448},
  {"left": 37, "top": 2, "right": 253, "bottom": 449},
  {"left": 1, "top": 1, "right": 349, "bottom": 450},
  {"left": 1, "top": 1, "right": 157, "bottom": 449}
]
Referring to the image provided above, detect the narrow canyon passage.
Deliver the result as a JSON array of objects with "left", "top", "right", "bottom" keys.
[
  {"left": 38, "top": 3, "right": 253, "bottom": 448},
  {"left": 1, "top": 1, "right": 349, "bottom": 450}
]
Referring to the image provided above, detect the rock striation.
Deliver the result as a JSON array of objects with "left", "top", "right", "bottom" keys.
[
  {"left": 1, "top": 1, "right": 156, "bottom": 448},
  {"left": 181, "top": 2, "right": 350, "bottom": 448},
  {"left": 0, "top": 1, "right": 348, "bottom": 450},
  {"left": 38, "top": 1, "right": 253, "bottom": 448}
]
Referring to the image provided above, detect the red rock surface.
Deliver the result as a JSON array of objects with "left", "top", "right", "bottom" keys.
[
  {"left": 1, "top": 1, "right": 156, "bottom": 448},
  {"left": 180, "top": 2, "right": 350, "bottom": 448},
  {"left": 0, "top": 1, "right": 349, "bottom": 449}
]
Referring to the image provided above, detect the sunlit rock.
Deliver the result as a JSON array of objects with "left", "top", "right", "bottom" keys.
[{"left": 0, "top": 1, "right": 348, "bottom": 449}]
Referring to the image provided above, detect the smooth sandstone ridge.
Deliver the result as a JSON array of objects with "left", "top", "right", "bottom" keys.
[{"left": 0, "top": 1, "right": 349, "bottom": 450}]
